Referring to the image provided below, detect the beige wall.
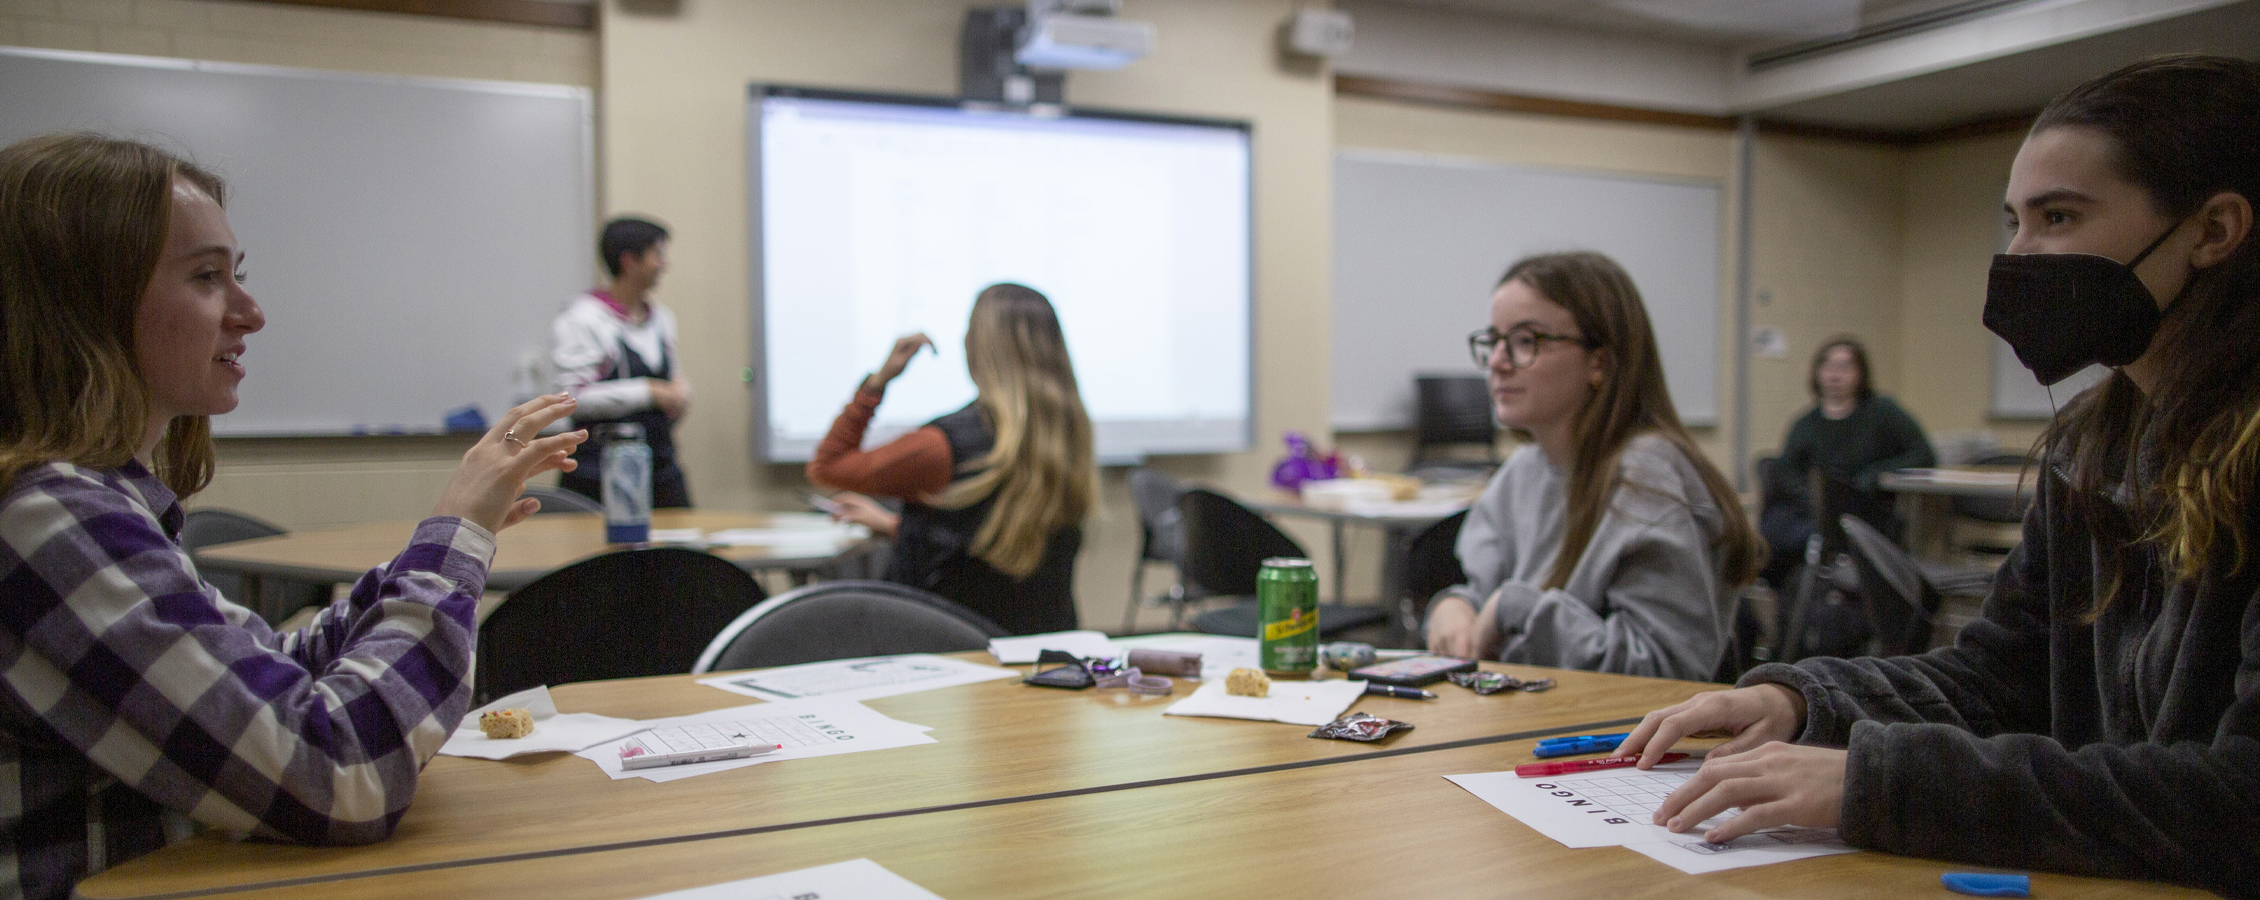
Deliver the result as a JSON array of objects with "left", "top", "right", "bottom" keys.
[
  {"left": 598, "top": 0, "right": 1338, "bottom": 630},
  {"left": 0, "top": 0, "right": 593, "bottom": 84},
  {"left": 1, "top": 0, "right": 598, "bottom": 532},
  {"left": 1899, "top": 131, "right": 2047, "bottom": 455},
  {"left": 3, "top": 0, "right": 2043, "bottom": 627},
  {"left": 1332, "top": 95, "right": 2031, "bottom": 482}
]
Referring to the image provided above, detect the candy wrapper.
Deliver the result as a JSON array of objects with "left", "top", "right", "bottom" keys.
[
  {"left": 1308, "top": 712, "right": 1415, "bottom": 742},
  {"left": 1447, "top": 671, "right": 1556, "bottom": 695}
]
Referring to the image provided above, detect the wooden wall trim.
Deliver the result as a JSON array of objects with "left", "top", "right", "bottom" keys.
[
  {"left": 1335, "top": 74, "right": 1736, "bottom": 131},
  {"left": 230, "top": 0, "right": 596, "bottom": 30},
  {"left": 1334, "top": 74, "right": 2036, "bottom": 147}
]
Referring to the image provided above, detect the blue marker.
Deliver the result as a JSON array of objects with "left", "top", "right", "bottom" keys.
[
  {"left": 1941, "top": 873, "right": 2029, "bottom": 897},
  {"left": 1533, "top": 733, "right": 1629, "bottom": 757}
]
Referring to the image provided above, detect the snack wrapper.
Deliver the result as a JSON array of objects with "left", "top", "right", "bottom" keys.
[
  {"left": 1307, "top": 711, "right": 1415, "bottom": 742},
  {"left": 1447, "top": 671, "right": 1556, "bottom": 694}
]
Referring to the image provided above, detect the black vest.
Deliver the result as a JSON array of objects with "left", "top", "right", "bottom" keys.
[
  {"left": 567, "top": 332, "right": 675, "bottom": 473},
  {"left": 885, "top": 403, "right": 1080, "bottom": 635}
]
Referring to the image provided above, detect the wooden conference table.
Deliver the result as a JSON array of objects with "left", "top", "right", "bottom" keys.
[
  {"left": 79, "top": 652, "right": 2215, "bottom": 900},
  {"left": 1250, "top": 491, "right": 1472, "bottom": 608},
  {"left": 192, "top": 510, "right": 866, "bottom": 594}
]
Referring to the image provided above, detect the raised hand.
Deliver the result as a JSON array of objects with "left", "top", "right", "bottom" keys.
[
  {"left": 432, "top": 393, "right": 587, "bottom": 534},
  {"left": 863, "top": 333, "right": 934, "bottom": 394}
]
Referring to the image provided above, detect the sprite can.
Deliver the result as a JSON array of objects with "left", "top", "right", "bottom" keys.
[{"left": 1258, "top": 557, "right": 1319, "bottom": 674}]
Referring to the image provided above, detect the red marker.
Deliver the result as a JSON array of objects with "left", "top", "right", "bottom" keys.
[{"left": 1515, "top": 752, "right": 1687, "bottom": 778}]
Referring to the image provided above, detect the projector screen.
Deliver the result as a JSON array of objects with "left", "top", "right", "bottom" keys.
[{"left": 750, "top": 87, "right": 1252, "bottom": 462}]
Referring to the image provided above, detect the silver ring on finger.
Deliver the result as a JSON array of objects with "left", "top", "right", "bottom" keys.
[{"left": 504, "top": 429, "right": 526, "bottom": 448}]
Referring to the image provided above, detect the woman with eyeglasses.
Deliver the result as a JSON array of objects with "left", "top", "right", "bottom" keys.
[{"left": 1424, "top": 252, "right": 1761, "bottom": 681}]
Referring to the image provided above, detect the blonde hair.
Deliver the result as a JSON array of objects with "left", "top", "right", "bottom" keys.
[
  {"left": 0, "top": 133, "right": 220, "bottom": 498},
  {"left": 1498, "top": 253, "right": 1763, "bottom": 590},
  {"left": 928, "top": 283, "right": 1096, "bottom": 578}
]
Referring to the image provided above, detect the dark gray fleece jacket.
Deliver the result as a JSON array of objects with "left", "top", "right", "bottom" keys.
[{"left": 1742, "top": 458, "right": 2259, "bottom": 898}]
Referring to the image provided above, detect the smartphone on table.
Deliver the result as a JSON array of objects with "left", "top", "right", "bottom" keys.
[{"left": 1348, "top": 655, "right": 1478, "bottom": 687}]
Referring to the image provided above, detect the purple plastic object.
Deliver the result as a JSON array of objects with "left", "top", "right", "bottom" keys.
[{"left": 1270, "top": 431, "right": 1342, "bottom": 493}]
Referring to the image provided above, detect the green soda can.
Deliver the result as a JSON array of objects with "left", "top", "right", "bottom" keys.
[{"left": 1258, "top": 557, "right": 1320, "bottom": 674}]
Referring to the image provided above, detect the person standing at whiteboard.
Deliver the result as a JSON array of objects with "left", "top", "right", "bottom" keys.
[{"left": 551, "top": 217, "right": 693, "bottom": 507}]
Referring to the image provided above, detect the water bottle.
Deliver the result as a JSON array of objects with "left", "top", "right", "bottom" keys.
[{"left": 601, "top": 422, "right": 652, "bottom": 544}]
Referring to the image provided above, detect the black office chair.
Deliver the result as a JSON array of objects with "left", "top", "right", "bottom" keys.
[
  {"left": 1837, "top": 514, "right": 1939, "bottom": 657},
  {"left": 519, "top": 483, "right": 604, "bottom": 515},
  {"left": 692, "top": 580, "right": 1007, "bottom": 673},
  {"left": 476, "top": 547, "right": 767, "bottom": 703},
  {"left": 1408, "top": 374, "right": 1496, "bottom": 476},
  {"left": 1776, "top": 472, "right": 1866, "bottom": 662},
  {"left": 1175, "top": 489, "right": 1389, "bottom": 639},
  {"left": 1397, "top": 510, "right": 1468, "bottom": 644},
  {"left": 180, "top": 509, "right": 331, "bottom": 626},
  {"left": 1121, "top": 468, "right": 1191, "bottom": 634}
]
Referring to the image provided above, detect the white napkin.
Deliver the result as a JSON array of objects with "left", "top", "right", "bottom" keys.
[
  {"left": 1162, "top": 677, "right": 1368, "bottom": 726},
  {"left": 438, "top": 686, "right": 651, "bottom": 759},
  {"left": 987, "top": 630, "right": 1118, "bottom": 664}
]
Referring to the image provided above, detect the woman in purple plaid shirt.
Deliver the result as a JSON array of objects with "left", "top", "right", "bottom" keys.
[{"left": 0, "top": 133, "right": 587, "bottom": 900}]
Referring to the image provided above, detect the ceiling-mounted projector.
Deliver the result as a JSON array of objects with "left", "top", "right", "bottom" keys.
[{"left": 1015, "top": 0, "right": 1155, "bottom": 70}]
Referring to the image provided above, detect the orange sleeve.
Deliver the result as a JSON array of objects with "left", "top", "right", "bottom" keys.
[{"left": 805, "top": 387, "right": 955, "bottom": 497}]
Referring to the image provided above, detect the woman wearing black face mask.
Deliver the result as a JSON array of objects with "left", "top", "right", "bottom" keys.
[{"left": 1609, "top": 55, "right": 2260, "bottom": 896}]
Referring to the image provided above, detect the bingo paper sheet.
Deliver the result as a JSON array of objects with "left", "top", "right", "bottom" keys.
[
  {"left": 578, "top": 698, "right": 936, "bottom": 783},
  {"left": 632, "top": 859, "right": 943, "bottom": 900},
  {"left": 697, "top": 654, "right": 1019, "bottom": 703},
  {"left": 1446, "top": 760, "right": 1855, "bottom": 874}
]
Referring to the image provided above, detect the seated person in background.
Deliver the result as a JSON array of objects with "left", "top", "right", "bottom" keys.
[
  {"left": 1425, "top": 252, "right": 1762, "bottom": 681},
  {"left": 1616, "top": 56, "right": 2260, "bottom": 897},
  {"left": 0, "top": 133, "right": 585, "bottom": 900},
  {"left": 552, "top": 216, "right": 692, "bottom": 508},
  {"left": 1756, "top": 335, "right": 1934, "bottom": 587},
  {"left": 807, "top": 283, "right": 1094, "bottom": 635}
]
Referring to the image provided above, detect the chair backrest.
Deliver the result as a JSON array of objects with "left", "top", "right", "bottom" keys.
[
  {"left": 1949, "top": 452, "right": 2033, "bottom": 524},
  {"left": 1751, "top": 454, "right": 1780, "bottom": 509},
  {"left": 1413, "top": 375, "right": 1495, "bottom": 460},
  {"left": 1400, "top": 510, "right": 1469, "bottom": 625},
  {"left": 1128, "top": 467, "right": 1188, "bottom": 566},
  {"left": 180, "top": 508, "right": 330, "bottom": 625},
  {"left": 1175, "top": 488, "right": 1305, "bottom": 599},
  {"left": 476, "top": 547, "right": 767, "bottom": 703},
  {"left": 520, "top": 483, "right": 605, "bottom": 515},
  {"left": 693, "top": 580, "right": 1006, "bottom": 673},
  {"left": 1839, "top": 514, "right": 1937, "bottom": 657},
  {"left": 181, "top": 508, "right": 286, "bottom": 548}
]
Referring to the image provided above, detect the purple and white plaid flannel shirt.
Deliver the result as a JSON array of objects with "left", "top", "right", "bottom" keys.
[{"left": 0, "top": 461, "right": 490, "bottom": 900}]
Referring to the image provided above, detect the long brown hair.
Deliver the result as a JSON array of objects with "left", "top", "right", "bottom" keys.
[
  {"left": 0, "top": 133, "right": 222, "bottom": 498},
  {"left": 928, "top": 283, "right": 1096, "bottom": 578},
  {"left": 1499, "top": 252, "right": 1762, "bottom": 590},
  {"left": 2029, "top": 55, "right": 2260, "bottom": 614}
]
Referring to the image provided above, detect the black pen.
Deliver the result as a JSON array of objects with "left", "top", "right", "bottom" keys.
[{"left": 1363, "top": 684, "right": 1436, "bottom": 700}]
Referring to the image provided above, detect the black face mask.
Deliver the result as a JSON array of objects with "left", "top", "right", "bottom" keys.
[{"left": 1983, "top": 224, "right": 2180, "bottom": 386}]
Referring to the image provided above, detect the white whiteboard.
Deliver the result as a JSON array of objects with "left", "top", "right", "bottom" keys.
[
  {"left": 1331, "top": 150, "right": 1720, "bottom": 431},
  {"left": 0, "top": 48, "right": 593, "bottom": 436}
]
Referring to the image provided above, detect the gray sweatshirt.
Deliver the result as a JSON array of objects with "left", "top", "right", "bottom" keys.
[{"left": 1440, "top": 434, "right": 1732, "bottom": 681}]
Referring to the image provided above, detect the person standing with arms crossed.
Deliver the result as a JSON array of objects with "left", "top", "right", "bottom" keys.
[
  {"left": 552, "top": 217, "right": 693, "bottom": 507},
  {"left": 1617, "top": 56, "right": 2260, "bottom": 897}
]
